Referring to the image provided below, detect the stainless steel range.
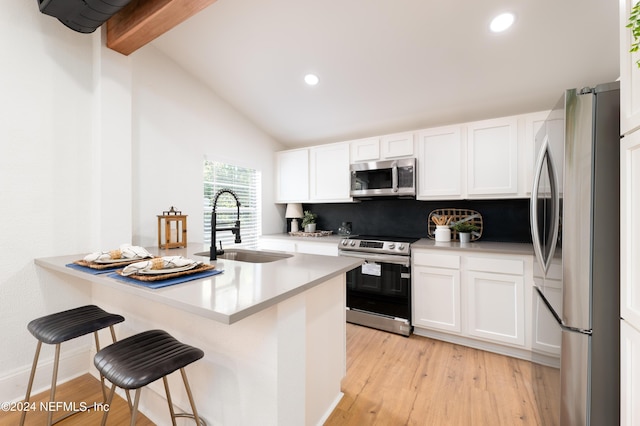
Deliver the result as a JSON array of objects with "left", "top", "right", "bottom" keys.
[{"left": 338, "top": 235, "right": 419, "bottom": 336}]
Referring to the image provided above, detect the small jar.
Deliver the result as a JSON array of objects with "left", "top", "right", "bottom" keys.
[{"left": 435, "top": 226, "right": 451, "bottom": 242}]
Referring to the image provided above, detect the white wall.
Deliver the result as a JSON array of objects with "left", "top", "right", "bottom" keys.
[
  {"left": 130, "top": 46, "right": 285, "bottom": 248},
  {"left": 0, "top": 2, "right": 285, "bottom": 403}
]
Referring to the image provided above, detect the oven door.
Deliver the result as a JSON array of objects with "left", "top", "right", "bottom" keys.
[{"left": 340, "top": 251, "right": 411, "bottom": 323}]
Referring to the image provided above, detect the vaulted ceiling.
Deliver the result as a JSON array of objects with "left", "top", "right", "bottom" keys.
[{"left": 110, "top": 0, "right": 620, "bottom": 148}]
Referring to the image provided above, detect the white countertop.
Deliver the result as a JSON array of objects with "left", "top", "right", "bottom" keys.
[
  {"left": 34, "top": 245, "right": 363, "bottom": 325},
  {"left": 412, "top": 238, "right": 534, "bottom": 255}
]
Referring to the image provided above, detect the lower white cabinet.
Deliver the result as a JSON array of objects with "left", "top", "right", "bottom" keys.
[
  {"left": 412, "top": 248, "right": 532, "bottom": 354},
  {"left": 259, "top": 236, "right": 338, "bottom": 256},
  {"left": 621, "top": 320, "right": 640, "bottom": 426},
  {"left": 413, "top": 265, "right": 461, "bottom": 333}
]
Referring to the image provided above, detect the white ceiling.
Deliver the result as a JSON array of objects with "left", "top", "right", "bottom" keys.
[{"left": 151, "top": 0, "right": 620, "bottom": 148}]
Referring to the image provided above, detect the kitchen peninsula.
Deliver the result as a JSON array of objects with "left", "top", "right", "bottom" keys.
[{"left": 34, "top": 245, "right": 362, "bottom": 426}]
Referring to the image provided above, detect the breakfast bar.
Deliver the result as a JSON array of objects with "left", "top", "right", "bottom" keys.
[{"left": 35, "top": 245, "right": 362, "bottom": 426}]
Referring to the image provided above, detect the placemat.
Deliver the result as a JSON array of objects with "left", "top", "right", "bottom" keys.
[
  {"left": 108, "top": 265, "right": 223, "bottom": 289},
  {"left": 72, "top": 258, "right": 151, "bottom": 270},
  {"left": 66, "top": 262, "right": 125, "bottom": 275}
]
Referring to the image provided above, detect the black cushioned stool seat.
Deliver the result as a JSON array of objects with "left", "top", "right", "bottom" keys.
[
  {"left": 94, "top": 329, "right": 205, "bottom": 426},
  {"left": 21, "top": 305, "right": 125, "bottom": 426}
]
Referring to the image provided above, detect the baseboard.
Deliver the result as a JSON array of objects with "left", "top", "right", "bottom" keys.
[
  {"left": 0, "top": 346, "right": 91, "bottom": 404},
  {"left": 316, "top": 391, "right": 344, "bottom": 426}
]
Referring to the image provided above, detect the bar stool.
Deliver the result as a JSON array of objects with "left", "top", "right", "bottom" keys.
[
  {"left": 20, "top": 304, "right": 125, "bottom": 426},
  {"left": 94, "top": 329, "right": 205, "bottom": 426}
]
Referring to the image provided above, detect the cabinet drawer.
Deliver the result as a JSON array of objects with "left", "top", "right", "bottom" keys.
[
  {"left": 466, "top": 256, "right": 523, "bottom": 275},
  {"left": 413, "top": 252, "right": 460, "bottom": 269}
]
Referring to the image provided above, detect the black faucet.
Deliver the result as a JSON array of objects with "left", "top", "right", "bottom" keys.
[{"left": 210, "top": 189, "right": 242, "bottom": 260}]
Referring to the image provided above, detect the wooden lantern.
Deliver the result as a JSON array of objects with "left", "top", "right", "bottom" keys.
[{"left": 157, "top": 207, "right": 187, "bottom": 249}]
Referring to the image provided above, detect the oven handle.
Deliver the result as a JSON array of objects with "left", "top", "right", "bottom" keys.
[{"left": 339, "top": 250, "right": 410, "bottom": 267}]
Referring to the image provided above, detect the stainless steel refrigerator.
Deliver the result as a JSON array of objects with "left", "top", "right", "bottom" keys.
[{"left": 530, "top": 81, "right": 620, "bottom": 425}]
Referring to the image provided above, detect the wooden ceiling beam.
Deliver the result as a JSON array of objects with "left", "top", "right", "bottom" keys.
[{"left": 106, "top": 0, "right": 218, "bottom": 56}]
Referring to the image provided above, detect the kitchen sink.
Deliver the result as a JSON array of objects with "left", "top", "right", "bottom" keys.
[{"left": 193, "top": 249, "right": 292, "bottom": 263}]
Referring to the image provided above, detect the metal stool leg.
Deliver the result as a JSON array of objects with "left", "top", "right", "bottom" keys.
[
  {"left": 20, "top": 341, "right": 42, "bottom": 426},
  {"left": 130, "top": 388, "right": 142, "bottom": 426},
  {"left": 181, "top": 368, "right": 203, "bottom": 425},
  {"left": 46, "top": 343, "right": 61, "bottom": 426},
  {"left": 100, "top": 383, "right": 117, "bottom": 426},
  {"left": 163, "top": 376, "right": 178, "bottom": 426}
]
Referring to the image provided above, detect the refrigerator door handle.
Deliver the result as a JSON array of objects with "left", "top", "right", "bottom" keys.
[
  {"left": 534, "top": 286, "right": 592, "bottom": 335},
  {"left": 530, "top": 136, "right": 560, "bottom": 274}
]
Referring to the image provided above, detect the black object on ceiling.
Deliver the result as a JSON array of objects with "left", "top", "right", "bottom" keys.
[{"left": 38, "top": 0, "right": 133, "bottom": 34}]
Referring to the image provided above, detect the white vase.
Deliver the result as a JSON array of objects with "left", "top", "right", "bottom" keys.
[
  {"left": 304, "top": 223, "right": 316, "bottom": 232},
  {"left": 435, "top": 226, "right": 451, "bottom": 242}
]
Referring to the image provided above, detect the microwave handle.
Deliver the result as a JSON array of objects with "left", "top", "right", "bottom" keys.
[{"left": 392, "top": 161, "right": 398, "bottom": 192}]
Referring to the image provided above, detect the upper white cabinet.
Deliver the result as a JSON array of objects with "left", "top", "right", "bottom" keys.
[
  {"left": 350, "top": 132, "right": 414, "bottom": 162},
  {"left": 276, "top": 148, "right": 309, "bottom": 203},
  {"left": 309, "top": 142, "right": 351, "bottom": 202},
  {"left": 416, "top": 126, "right": 464, "bottom": 199},
  {"left": 381, "top": 132, "right": 414, "bottom": 158},
  {"left": 620, "top": 0, "right": 640, "bottom": 135},
  {"left": 350, "top": 137, "right": 380, "bottom": 162},
  {"left": 466, "top": 117, "right": 519, "bottom": 196}
]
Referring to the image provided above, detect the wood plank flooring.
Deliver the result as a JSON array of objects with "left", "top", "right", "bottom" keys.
[
  {"left": 0, "top": 374, "right": 153, "bottom": 426},
  {"left": 0, "top": 324, "right": 559, "bottom": 425},
  {"left": 324, "top": 324, "right": 560, "bottom": 426}
]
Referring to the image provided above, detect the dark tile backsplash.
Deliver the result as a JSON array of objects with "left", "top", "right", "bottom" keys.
[{"left": 288, "top": 198, "right": 532, "bottom": 243}]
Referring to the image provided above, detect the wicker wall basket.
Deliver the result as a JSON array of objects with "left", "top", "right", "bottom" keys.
[{"left": 427, "top": 209, "right": 483, "bottom": 242}]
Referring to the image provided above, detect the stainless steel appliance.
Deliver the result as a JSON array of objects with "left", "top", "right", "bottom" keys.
[
  {"left": 350, "top": 158, "right": 416, "bottom": 198},
  {"left": 530, "top": 82, "right": 620, "bottom": 425},
  {"left": 338, "top": 235, "right": 418, "bottom": 336}
]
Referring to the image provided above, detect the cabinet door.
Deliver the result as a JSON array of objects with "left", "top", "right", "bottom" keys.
[
  {"left": 522, "top": 111, "right": 550, "bottom": 196},
  {"left": 621, "top": 320, "right": 640, "bottom": 426},
  {"left": 621, "top": 0, "right": 640, "bottom": 135},
  {"left": 466, "top": 271, "right": 525, "bottom": 346},
  {"left": 350, "top": 138, "right": 380, "bottom": 162},
  {"left": 466, "top": 117, "right": 518, "bottom": 196},
  {"left": 381, "top": 132, "right": 414, "bottom": 158},
  {"left": 416, "top": 126, "right": 464, "bottom": 199},
  {"left": 309, "top": 143, "right": 351, "bottom": 202},
  {"left": 413, "top": 265, "right": 461, "bottom": 333},
  {"left": 621, "top": 131, "right": 640, "bottom": 328},
  {"left": 276, "top": 149, "right": 309, "bottom": 202}
]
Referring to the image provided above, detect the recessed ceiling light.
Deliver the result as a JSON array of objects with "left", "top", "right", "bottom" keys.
[
  {"left": 304, "top": 74, "right": 319, "bottom": 86},
  {"left": 490, "top": 13, "right": 515, "bottom": 33}
]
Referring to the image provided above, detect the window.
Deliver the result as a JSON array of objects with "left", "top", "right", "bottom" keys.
[{"left": 204, "top": 160, "right": 261, "bottom": 249}]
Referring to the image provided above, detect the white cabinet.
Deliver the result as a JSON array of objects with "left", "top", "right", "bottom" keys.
[
  {"left": 532, "top": 260, "right": 562, "bottom": 356},
  {"left": 621, "top": 131, "right": 640, "bottom": 329},
  {"left": 309, "top": 142, "right": 351, "bottom": 202},
  {"left": 350, "top": 137, "right": 380, "bottom": 162},
  {"left": 621, "top": 320, "right": 640, "bottom": 426},
  {"left": 620, "top": 0, "right": 640, "bottom": 135},
  {"left": 416, "top": 126, "right": 464, "bottom": 199},
  {"left": 412, "top": 248, "right": 532, "bottom": 355},
  {"left": 413, "top": 252, "right": 461, "bottom": 333},
  {"left": 466, "top": 117, "right": 519, "bottom": 196},
  {"left": 276, "top": 149, "right": 309, "bottom": 202},
  {"left": 381, "top": 132, "right": 414, "bottom": 158},
  {"left": 466, "top": 255, "right": 525, "bottom": 347},
  {"left": 350, "top": 132, "right": 414, "bottom": 162},
  {"left": 523, "top": 111, "right": 550, "bottom": 196},
  {"left": 259, "top": 236, "right": 338, "bottom": 256}
]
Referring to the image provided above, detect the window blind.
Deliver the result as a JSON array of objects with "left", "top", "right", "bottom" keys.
[{"left": 204, "top": 161, "right": 261, "bottom": 249}]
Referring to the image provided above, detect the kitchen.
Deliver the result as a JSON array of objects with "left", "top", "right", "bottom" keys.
[{"left": 0, "top": 1, "right": 633, "bottom": 426}]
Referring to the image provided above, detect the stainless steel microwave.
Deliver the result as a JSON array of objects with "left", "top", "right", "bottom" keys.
[{"left": 350, "top": 158, "right": 416, "bottom": 198}]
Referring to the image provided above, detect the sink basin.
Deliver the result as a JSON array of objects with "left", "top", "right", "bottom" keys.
[{"left": 193, "top": 249, "right": 292, "bottom": 263}]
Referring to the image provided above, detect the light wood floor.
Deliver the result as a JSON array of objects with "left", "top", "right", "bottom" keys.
[
  {"left": 325, "top": 324, "right": 560, "bottom": 426},
  {"left": 0, "top": 374, "right": 153, "bottom": 425},
  {"left": 1, "top": 324, "right": 559, "bottom": 426}
]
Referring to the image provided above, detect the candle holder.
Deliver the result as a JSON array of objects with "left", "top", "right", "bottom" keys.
[{"left": 157, "top": 206, "right": 187, "bottom": 249}]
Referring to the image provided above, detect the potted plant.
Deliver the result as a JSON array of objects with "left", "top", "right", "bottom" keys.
[
  {"left": 301, "top": 210, "right": 317, "bottom": 233},
  {"left": 452, "top": 222, "right": 479, "bottom": 243}
]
